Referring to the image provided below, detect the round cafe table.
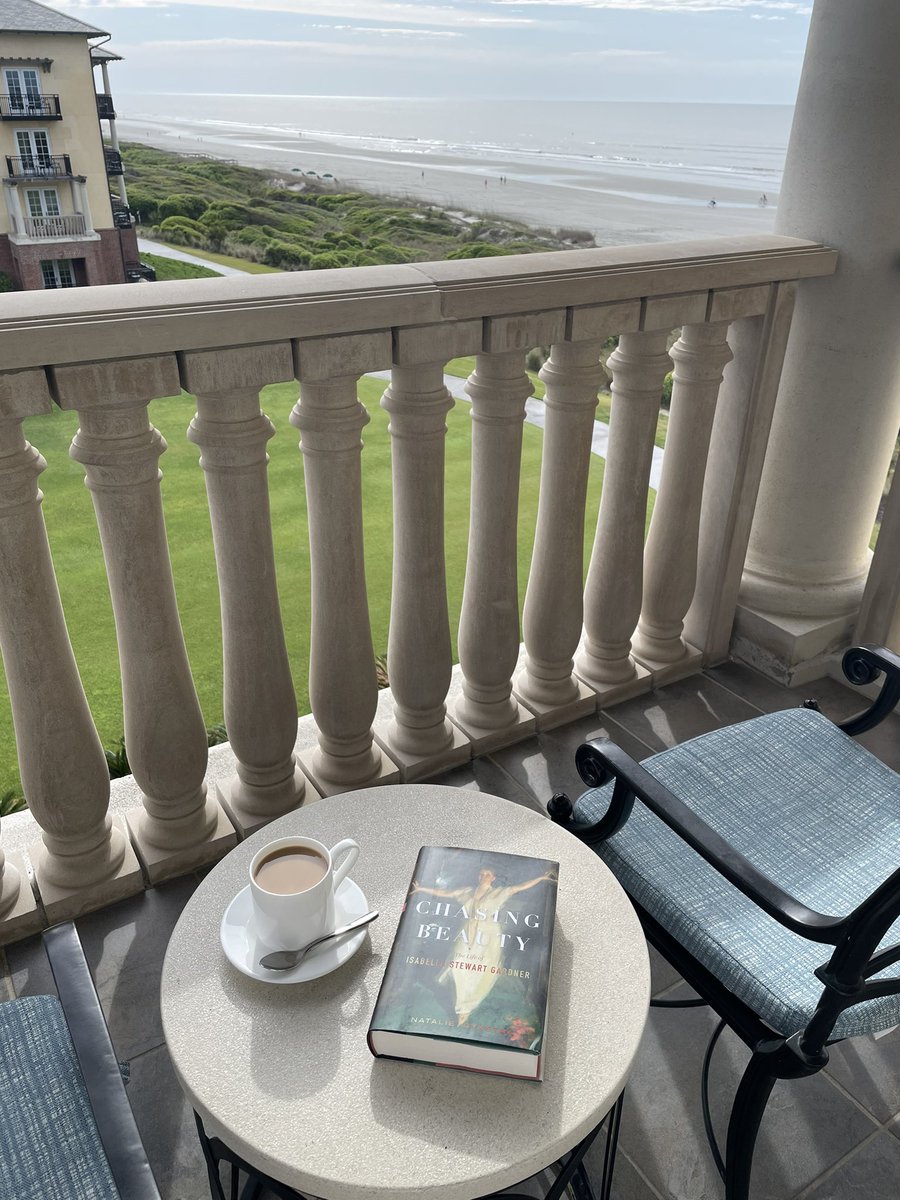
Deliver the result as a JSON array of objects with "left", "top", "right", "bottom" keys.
[{"left": 161, "top": 785, "right": 650, "bottom": 1200}]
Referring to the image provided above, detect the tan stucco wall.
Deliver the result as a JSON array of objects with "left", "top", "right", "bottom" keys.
[{"left": 0, "top": 32, "right": 114, "bottom": 235}]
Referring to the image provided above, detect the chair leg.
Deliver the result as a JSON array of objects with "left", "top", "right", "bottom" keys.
[{"left": 723, "top": 1051, "right": 777, "bottom": 1200}]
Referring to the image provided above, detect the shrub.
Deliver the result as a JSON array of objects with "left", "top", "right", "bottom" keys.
[
  {"left": 0, "top": 788, "right": 26, "bottom": 815},
  {"left": 0, "top": 271, "right": 14, "bottom": 293},
  {"left": 444, "top": 242, "right": 514, "bottom": 259},
  {"left": 158, "top": 215, "right": 206, "bottom": 246},
  {"left": 525, "top": 346, "right": 550, "bottom": 373},
  {"left": 263, "top": 242, "right": 310, "bottom": 270},
  {"left": 158, "top": 193, "right": 209, "bottom": 221},
  {"left": 661, "top": 371, "right": 674, "bottom": 410},
  {"left": 309, "top": 251, "right": 346, "bottom": 270},
  {"left": 127, "top": 188, "right": 160, "bottom": 225}
]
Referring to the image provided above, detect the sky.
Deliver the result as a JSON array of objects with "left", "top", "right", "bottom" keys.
[{"left": 50, "top": 0, "right": 813, "bottom": 103}]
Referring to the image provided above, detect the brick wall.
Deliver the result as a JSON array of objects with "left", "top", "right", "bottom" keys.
[{"left": 0, "top": 229, "right": 132, "bottom": 290}]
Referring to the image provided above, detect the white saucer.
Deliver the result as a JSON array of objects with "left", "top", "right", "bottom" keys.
[{"left": 220, "top": 877, "right": 370, "bottom": 984}]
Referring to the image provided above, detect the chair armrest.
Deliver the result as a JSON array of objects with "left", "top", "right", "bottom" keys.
[
  {"left": 564, "top": 738, "right": 848, "bottom": 945},
  {"left": 839, "top": 644, "right": 900, "bottom": 735},
  {"left": 43, "top": 923, "right": 162, "bottom": 1200}
]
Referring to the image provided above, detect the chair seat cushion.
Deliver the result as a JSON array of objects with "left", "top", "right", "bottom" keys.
[
  {"left": 0, "top": 994, "right": 120, "bottom": 1199},
  {"left": 575, "top": 707, "right": 900, "bottom": 1039}
]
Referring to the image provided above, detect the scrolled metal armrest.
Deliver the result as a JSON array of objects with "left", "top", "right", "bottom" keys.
[
  {"left": 839, "top": 644, "right": 900, "bottom": 735},
  {"left": 562, "top": 738, "right": 847, "bottom": 945}
]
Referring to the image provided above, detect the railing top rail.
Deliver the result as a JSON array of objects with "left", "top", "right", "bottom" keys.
[{"left": 0, "top": 235, "right": 837, "bottom": 393}]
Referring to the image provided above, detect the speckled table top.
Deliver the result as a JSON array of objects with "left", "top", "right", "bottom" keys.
[{"left": 161, "top": 785, "right": 650, "bottom": 1200}]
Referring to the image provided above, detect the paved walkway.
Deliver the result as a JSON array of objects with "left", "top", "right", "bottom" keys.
[
  {"left": 368, "top": 370, "right": 665, "bottom": 490},
  {"left": 137, "top": 238, "right": 246, "bottom": 277}
]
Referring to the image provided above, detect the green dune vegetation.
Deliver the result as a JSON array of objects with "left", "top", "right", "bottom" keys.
[{"left": 122, "top": 143, "right": 593, "bottom": 271}]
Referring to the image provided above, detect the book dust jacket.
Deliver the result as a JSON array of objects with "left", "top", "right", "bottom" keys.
[{"left": 368, "top": 846, "right": 559, "bottom": 1078}]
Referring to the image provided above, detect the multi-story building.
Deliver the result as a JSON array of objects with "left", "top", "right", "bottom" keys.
[{"left": 0, "top": 0, "right": 140, "bottom": 289}]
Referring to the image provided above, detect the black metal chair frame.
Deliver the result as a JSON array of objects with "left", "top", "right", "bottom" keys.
[
  {"left": 548, "top": 643, "right": 900, "bottom": 1200},
  {"left": 195, "top": 1091, "right": 624, "bottom": 1200},
  {"left": 39, "top": 921, "right": 162, "bottom": 1199}
]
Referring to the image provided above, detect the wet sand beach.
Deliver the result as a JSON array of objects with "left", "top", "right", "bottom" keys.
[{"left": 116, "top": 111, "right": 780, "bottom": 246}]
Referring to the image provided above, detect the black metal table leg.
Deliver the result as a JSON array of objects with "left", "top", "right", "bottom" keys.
[{"left": 196, "top": 1091, "right": 626, "bottom": 1200}]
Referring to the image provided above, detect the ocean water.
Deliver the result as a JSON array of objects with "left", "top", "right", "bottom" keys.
[{"left": 118, "top": 95, "right": 792, "bottom": 205}]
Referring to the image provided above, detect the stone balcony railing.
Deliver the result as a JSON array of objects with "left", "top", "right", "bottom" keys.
[
  {"left": 0, "top": 234, "right": 839, "bottom": 943},
  {"left": 21, "top": 213, "right": 88, "bottom": 239}
]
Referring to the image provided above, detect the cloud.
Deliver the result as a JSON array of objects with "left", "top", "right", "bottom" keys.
[
  {"left": 307, "top": 25, "right": 464, "bottom": 38},
  {"left": 132, "top": 35, "right": 497, "bottom": 61},
  {"left": 489, "top": 0, "right": 810, "bottom": 11},
  {"left": 56, "top": 0, "right": 536, "bottom": 28}
]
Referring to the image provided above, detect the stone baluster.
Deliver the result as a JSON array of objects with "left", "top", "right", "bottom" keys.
[
  {"left": 576, "top": 329, "right": 672, "bottom": 700},
  {"left": 373, "top": 323, "right": 480, "bottom": 779},
  {"left": 290, "top": 333, "right": 399, "bottom": 795},
  {"left": 452, "top": 344, "right": 543, "bottom": 752},
  {"left": 514, "top": 338, "right": 608, "bottom": 726},
  {"left": 0, "top": 370, "right": 140, "bottom": 928},
  {"left": 53, "top": 358, "right": 235, "bottom": 882},
  {"left": 182, "top": 345, "right": 306, "bottom": 832},
  {"left": 633, "top": 322, "right": 733, "bottom": 679}
]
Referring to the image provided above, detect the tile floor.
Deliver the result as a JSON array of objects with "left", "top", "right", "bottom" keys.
[{"left": 2, "top": 660, "right": 899, "bottom": 1200}]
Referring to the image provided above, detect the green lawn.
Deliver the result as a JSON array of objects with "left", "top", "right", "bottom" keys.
[
  {"left": 444, "top": 358, "right": 670, "bottom": 448},
  {"left": 140, "top": 252, "right": 222, "bottom": 281},
  {"left": 147, "top": 241, "right": 281, "bottom": 274},
  {"left": 0, "top": 376, "right": 648, "bottom": 796}
]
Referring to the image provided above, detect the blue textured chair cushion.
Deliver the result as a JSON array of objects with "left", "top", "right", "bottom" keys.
[
  {"left": 0, "top": 994, "right": 120, "bottom": 1199},
  {"left": 575, "top": 708, "right": 900, "bottom": 1039}
]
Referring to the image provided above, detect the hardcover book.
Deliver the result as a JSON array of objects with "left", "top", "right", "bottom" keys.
[{"left": 368, "top": 846, "right": 559, "bottom": 1080}]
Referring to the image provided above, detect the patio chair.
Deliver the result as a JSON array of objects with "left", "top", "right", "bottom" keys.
[
  {"left": 547, "top": 643, "right": 900, "bottom": 1200},
  {"left": 0, "top": 921, "right": 161, "bottom": 1199}
]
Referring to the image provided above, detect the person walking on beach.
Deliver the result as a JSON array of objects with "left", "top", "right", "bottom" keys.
[
  {"left": 707, "top": 198, "right": 717, "bottom": 207},
  {"left": 759, "top": 193, "right": 768, "bottom": 206}
]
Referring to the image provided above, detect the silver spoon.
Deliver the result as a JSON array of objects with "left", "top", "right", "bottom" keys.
[{"left": 259, "top": 910, "right": 379, "bottom": 972}]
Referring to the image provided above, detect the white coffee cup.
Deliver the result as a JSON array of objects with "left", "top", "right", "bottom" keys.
[{"left": 248, "top": 835, "right": 359, "bottom": 951}]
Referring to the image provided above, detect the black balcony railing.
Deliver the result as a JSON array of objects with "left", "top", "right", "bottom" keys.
[
  {"left": 96, "top": 93, "right": 116, "bottom": 120},
  {"left": 112, "top": 206, "right": 133, "bottom": 229},
  {"left": 6, "top": 154, "right": 72, "bottom": 179},
  {"left": 104, "top": 148, "right": 124, "bottom": 175},
  {"left": 0, "top": 94, "right": 61, "bottom": 120}
]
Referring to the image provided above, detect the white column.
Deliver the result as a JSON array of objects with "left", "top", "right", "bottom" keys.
[
  {"left": 290, "top": 333, "right": 398, "bottom": 795},
  {"left": 99, "top": 62, "right": 128, "bottom": 206},
  {"left": 74, "top": 179, "right": 94, "bottom": 235},
  {"left": 452, "top": 350, "right": 537, "bottom": 752},
  {"left": 183, "top": 346, "right": 305, "bottom": 832},
  {"left": 633, "top": 322, "right": 732, "bottom": 679},
  {"left": 55, "top": 358, "right": 235, "bottom": 882},
  {"left": 576, "top": 330, "right": 671, "bottom": 700},
  {"left": 740, "top": 0, "right": 900, "bottom": 675},
  {"left": 5, "top": 186, "right": 24, "bottom": 237},
  {"left": 374, "top": 362, "right": 470, "bottom": 779},
  {"left": 514, "top": 339, "right": 606, "bottom": 726},
  {"left": 0, "top": 370, "right": 139, "bottom": 928}
]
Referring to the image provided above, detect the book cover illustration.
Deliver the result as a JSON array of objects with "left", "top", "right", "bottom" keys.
[{"left": 370, "top": 846, "right": 559, "bottom": 1061}]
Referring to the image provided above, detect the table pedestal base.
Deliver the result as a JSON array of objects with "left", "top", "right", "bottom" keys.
[{"left": 195, "top": 1092, "right": 624, "bottom": 1200}]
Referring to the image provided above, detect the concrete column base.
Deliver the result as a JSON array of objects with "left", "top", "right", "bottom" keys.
[
  {"left": 0, "top": 851, "right": 42, "bottom": 943},
  {"left": 632, "top": 644, "right": 705, "bottom": 688},
  {"left": 297, "top": 745, "right": 401, "bottom": 798},
  {"left": 28, "top": 815, "right": 144, "bottom": 924},
  {"left": 372, "top": 721, "right": 471, "bottom": 783},
  {"left": 215, "top": 766, "right": 309, "bottom": 837},
  {"left": 513, "top": 674, "right": 598, "bottom": 731},
  {"left": 731, "top": 603, "right": 856, "bottom": 687},
  {"left": 448, "top": 698, "right": 536, "bottom": 757},
  {"left": 574, "top": 661, "right": 654, "bottom": 709},
  {"left": 126, "top": 797, "right": 237, "bottom": 885}
]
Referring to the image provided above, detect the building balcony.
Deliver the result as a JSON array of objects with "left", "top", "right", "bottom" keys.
[
  {"left": 5, "top": 153, "right": 72, "bottom": 180},
  {"left": 0, "top": 94, "right": 61, "bottom": 120},
  {"left": 112, "top": 204, "right": 133, "bottom": 228},
  {"left": 95, "top": 92, "right": 116, "bottom": 120},
  {"left": 104, "top": 147, "right": 124, "bottom": 175},
  {"left": 0, "top": 230, "right": 896, "bottom": 1199},
  {"left": 19, "top": 213, "right": 87, "bottom": 239}
]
